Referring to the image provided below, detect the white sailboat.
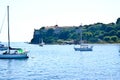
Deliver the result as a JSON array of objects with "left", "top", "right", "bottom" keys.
[
  {"left": 74, "top": 26, "right": 93, "bottom": 51},
  {"left": 0, "top": 6, "right": 29, "bottom": 59},
  {"left": 39, "top": 38, "right": 45, "bottom": 47}
]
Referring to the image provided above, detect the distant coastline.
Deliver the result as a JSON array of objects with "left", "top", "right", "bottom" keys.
[{"left": 30, "top": 18, "right": 120, "bottom": 44}]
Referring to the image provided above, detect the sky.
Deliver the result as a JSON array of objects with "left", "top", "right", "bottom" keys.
[{"left": 0, "top": 0, "right": 120, "bottom": 42}]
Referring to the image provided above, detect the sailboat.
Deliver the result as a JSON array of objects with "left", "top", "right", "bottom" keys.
[
  {"left": 0, "top": 43, "right": 8, "bottom": 51},
  {"left": 74, "top": 26, "right": 93, "bottom": 51},
  {"left": 0, "top": 9, "right": 8, "bottom": 51},
  {"left": 0, "top": 6, "right": 29, "bottom": 59},
  {"left": 39, "top": 38, "right": 45, "bottom": 47}
]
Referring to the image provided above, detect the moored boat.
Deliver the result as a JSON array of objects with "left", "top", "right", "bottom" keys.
[
  {"left": 0, "top": 44, "right": 8, "bottom": 51},
  {"left": 74, "top": 25, "right": 93, "bottom": 51},
  {"left": 0, "top": 6, "right": 29, "bottom": 59},
  {"left": 74, "top": 44, "right": 93, "bottom": 51},
  {"left": 39, "top": 38, "right": 45, "bottom": 47}
]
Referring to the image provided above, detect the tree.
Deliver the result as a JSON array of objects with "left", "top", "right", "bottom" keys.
[
  {"left": 108, "top": 30, "right": 116, "bottom": 36},
  {"left": 116, "top": 24, "right": 120, "bottom": 30},
  {"left": 111, "top": 36, "right": 118, "bottom": 42},
  {"left": 46, "top": 28, "right": 54, "bottom": 36},
  {"left": 89, "top": 37, "right": 98, "bottom": 43},
  {"left": 103, "top": 36, "right": 111, "bottom": 42},
  {"left": 105, "top": 26, "right": 113, "bottom": 32},
  {"left": 59, "top": 31, "right": 69, "bottom": 40},
  {"left": 40, "top": 27, "right": 45, "bottom": 30},
  {"left": 83, "top": 32, "right": 93, "bottom": 41},
  {"left": 117, "top": 30, "right": 120, "bottom": 38},
  {"left": 116, "top": 18, "right": 120, "bottom": 24},
  {"left": 70, "top": 33, "right": 79, "bottom": 39}
]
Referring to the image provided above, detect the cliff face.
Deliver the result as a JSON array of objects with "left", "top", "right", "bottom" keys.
[
  {"left": 31, "top": 29, "right": 40, "bottom": 44},
  {"left": 31, "top": 26, "right": 77, "bottom": 44},
  {"left": 30, "top": 18, "right": 120, "bottom": 44}
]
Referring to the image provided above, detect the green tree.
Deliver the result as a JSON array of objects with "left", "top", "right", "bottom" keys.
[
  {"left": 46, "top": 28, "right": 54, "bottom": 36},
  {"left": 111, "top": 36, "right": 118, "bottom": 42},
  {"left": 116, "top": 24, "right": 120, "bottom": 30},
  {"left": 89, "top": 37, "right": 98, "bottom": 43},
  {"left": 103, "top": 36, "right": 111, "bottom": 42},
  {"left": 83, "top": 32, "right": 93, "bottom": 41},
  {"left": 59, "top": 31, "right": 69, "bottom": 40},
  {"left": 108, "top": 30, "right": 116, "bottom": 36},
  {"left": 116, "top": 18, "right": 120, "bottom": 24},
  {"left": 105, "top": 26, "right": 113, "bottom": 32},
  {"left": 40, "top": 27, "right": 45, "bottom": 30},
  {"left": 117, "top": 30, "right": 120, "bottom": 38},
  {"left": 70, "top": 33, "right": 79, "bottom": 39}
]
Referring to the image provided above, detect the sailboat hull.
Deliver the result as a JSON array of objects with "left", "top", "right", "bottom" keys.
[
  {"left": 74, "top": 45, "right": 93, "bottom": 51},
  {"left": 74, "top": 47, "right": 92, "bottom": 51},
  {"left": 0, "top": 54, "right": 28, "bottom": 59}
]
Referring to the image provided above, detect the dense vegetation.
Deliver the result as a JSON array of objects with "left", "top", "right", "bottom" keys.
[{"left": 31, "top": 18, "right": 120, "bottom": 44}]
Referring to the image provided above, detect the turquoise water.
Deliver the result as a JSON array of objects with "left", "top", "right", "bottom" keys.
[{"left": 0, "top": 43, "right": 120, "bottom": 80}]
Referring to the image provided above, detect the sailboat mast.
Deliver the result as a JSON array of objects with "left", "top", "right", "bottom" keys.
[
  {"left": 80, "top": 27, "right": 82, "bottom": 44},
  {"left": 7, "top": 6, "right": 10, "bottom": 53},
  {"left": 79, "top": 25, "right": 82, "bottom": 45}
]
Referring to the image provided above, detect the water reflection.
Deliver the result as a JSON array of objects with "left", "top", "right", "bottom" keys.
[{"left": 0, "top": 59, "right": 28, "bottom": 79}]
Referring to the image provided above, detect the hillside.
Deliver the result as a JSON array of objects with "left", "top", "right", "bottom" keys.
[{"left": 30, "top": 18, "right": 120, "bottom": 44}]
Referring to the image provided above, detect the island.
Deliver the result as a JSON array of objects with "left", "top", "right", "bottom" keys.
[{"left": 30, "top": 18, "right": 120, "bottom": 44}]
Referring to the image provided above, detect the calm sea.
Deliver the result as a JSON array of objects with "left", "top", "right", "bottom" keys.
[{"left": 0, "top": 42, "right": 120, "bottom": 80}]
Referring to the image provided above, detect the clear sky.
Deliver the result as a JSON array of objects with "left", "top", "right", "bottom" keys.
[{"left": 0, "top": 0, "right": 120, "bottom": 42}]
